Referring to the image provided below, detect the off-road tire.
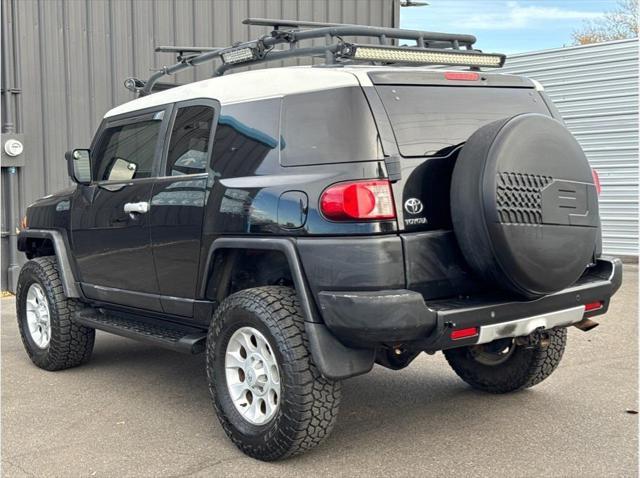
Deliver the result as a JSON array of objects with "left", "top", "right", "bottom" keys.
[
  {"left": 443, "top": 328, "right": 567, "bottom": 394},
  {"left": 16, "top": 257, "right": 95, "bottom": 370},
  {"left": 207, "top": 286, "right": 342, "bottom": 461}
]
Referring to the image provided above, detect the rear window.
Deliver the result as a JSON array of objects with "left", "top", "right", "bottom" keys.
[
  {"left": 281, "top": 87, "right": 381, "bottom": 166},
  {"left": 376, "top": 86, "right": 550, "bottom": 157}
]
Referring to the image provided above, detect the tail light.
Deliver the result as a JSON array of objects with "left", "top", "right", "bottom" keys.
[
  {"left": 591, "top": 169, "right": 602, "bottom": 195},
  {"left": 320, "top": 179, "right": 396, "bottom": 221}
]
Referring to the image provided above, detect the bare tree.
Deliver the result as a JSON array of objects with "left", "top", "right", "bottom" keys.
[{"left": 572, "top": 0, "right": 638, "bottom": 45}]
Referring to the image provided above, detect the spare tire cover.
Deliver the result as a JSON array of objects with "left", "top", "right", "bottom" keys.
[{"left": 451, "top": 113, "right": 599, "bottom": 299}]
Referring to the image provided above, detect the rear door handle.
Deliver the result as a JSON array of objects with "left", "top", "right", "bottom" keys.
[{"left": 123, "top": 202, "right": 149, "bottom": 214}]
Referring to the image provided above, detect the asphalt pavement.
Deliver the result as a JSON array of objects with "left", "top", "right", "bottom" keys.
[{"left": 2, "top": 265, "right": 637, "bottom": 477}]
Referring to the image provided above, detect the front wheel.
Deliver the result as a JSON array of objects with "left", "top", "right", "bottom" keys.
[
  {"left": 207, "top": 286, "right": 342, "bottom": 461},
  {"left": 16, "top": 257, "right": 95, "bottom": 371},
  {"left": 443, "top": 328, "right": 567, "bottom": 394}
]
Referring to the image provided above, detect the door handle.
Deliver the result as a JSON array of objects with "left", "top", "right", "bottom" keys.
[{"left": 123, "top": 202, "right": 149, "bottom": 214}]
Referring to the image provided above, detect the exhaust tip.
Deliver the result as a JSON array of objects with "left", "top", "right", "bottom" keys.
[{"left": 574, "top": 318, "right": 600, "bottom": 332}]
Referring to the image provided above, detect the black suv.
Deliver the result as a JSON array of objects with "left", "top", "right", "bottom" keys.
[{"left": 15, "top": 20, "right": 622, "bottom": 461}]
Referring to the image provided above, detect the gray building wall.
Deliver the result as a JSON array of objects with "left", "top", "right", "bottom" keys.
[
  {"left": 501, "top": 39, "right": 639, "bottom": 258},
  {"left": 1, "top": 0, "right": 400, "bottom": 290}
]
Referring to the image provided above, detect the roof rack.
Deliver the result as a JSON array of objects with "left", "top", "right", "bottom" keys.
[{"left": 133, "top": 18, "right": 505, "bottom": 95}]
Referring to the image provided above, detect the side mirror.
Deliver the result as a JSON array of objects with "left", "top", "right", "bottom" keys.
[{"left": 65, "top": 149, "right": 91, "bottom": 185}]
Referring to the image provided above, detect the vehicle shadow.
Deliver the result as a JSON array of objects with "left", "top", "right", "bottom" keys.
[{"left": 83, "top": 332, "right": 545, "bottom": 461}]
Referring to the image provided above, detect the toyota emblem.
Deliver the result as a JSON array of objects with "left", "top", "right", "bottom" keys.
[{"left": 404, "top": 198, "right": 424, "bottom": 215}]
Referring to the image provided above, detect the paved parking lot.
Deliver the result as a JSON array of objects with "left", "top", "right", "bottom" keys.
[{"left": 2, "top": 265, "right": 637, "bottom": 477}]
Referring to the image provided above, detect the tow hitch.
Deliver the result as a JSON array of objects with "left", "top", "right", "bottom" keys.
[{"left": 514, "top": 327, "right": 551, "bottom": 349}]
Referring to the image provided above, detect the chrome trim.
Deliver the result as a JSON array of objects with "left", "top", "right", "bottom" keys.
[{"left": 477, "top": 305, "right": 585, "bottom": 345}]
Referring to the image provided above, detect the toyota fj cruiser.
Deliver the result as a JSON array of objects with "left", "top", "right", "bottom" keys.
[{"left": 16, "top": 19, "right": 622, "bottom": 461}]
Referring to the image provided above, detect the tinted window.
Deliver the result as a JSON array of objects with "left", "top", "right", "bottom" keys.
[
  {"left": 281, "top": 87, "right": 380, "bottom": 166},
  {"left": 376, "top": 86, "right": 550, "bottom": 157},
  {"left": 166, "top": 105, "right": 215, "bottom": 176},
  {"left": 211, "top": 99, "right": 280, "bottom": 178},
  {"left": 93, "top": 115, "right": 163, "bottom": 181}
]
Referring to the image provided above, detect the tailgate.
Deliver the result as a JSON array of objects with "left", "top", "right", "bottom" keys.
[{"left": 367, "top": 71, "right": 553, "bottom": 232}]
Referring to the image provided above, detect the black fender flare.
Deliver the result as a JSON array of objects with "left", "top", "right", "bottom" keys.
[
  {"left": 202, "top": 237, "right": 374, "bottom": 380},
  {"left": 17, "top": 229, "right": 82, "bottom": 298}
]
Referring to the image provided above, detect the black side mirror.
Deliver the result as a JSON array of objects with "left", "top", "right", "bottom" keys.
[{"left": 65, "top": 149, "right": 91, "bottom": 185}]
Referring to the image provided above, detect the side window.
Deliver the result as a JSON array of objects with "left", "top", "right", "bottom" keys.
[
  {"left": 93, "top": 113, "right": 164, "bottom": 181},
  {"left": 211, "top": 99, "right": 280, "bottom": 178},
  {"left": 166, "top": 105, "right": 215, "bottom": 176},
  {"left": 281, "top": 87, "right": 380, "bottom": 166}
]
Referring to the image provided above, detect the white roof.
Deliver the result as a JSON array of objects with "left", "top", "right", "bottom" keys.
[
  {"left": 105, "top": 67, "right": 361, "bottom": 117},
  {"left": 105, "top": 65, "right": 529, "bottom": 118}
]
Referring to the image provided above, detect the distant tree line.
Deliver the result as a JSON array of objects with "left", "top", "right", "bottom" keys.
[{"left": 572, "top": 0, "right": 638, "bottom": 44}]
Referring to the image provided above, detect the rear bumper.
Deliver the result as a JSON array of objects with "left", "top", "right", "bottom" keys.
[{"left": 317, "top": 257, "right": 622, "bottom": 351}]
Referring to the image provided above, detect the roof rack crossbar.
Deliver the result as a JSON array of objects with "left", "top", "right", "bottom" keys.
[
  {"left": 140, "top": 18, "right": 501, "bottom": 95},
  {"left": 288, "top": 24, "right": 476, "bottom": 46},
  {"left": 155, "top": 46, "right": 223, "bottom": 54},
  {"left": 242, "top": 18, "right": 347, "bottom": 29},
  {"left": 241, "top": 18, "right": 477, "bottom": 46}
]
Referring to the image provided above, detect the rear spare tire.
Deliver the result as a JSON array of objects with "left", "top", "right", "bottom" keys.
[{"left": 451, "top": 113, "right": 599, "bottom": 299}]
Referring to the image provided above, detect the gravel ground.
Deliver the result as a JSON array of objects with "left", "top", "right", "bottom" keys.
[{"left": 2, "top": 265, "right": 637, "bottom": 477}]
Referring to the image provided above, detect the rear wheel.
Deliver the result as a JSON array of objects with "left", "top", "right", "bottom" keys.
[
  {"left": 16, "top": 257, "right": 95, "bottom": 371},
  {"left": 443, "top": 328, "right": 567, "bottom": 393},
  {"left": 207, "top": 286, "right": 342, "bottom": 461}
]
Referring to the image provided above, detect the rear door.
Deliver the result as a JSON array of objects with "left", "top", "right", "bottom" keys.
[
  {"left": 368, "top": 71, "right": 552, "bottom": 232},
  {"left": 149, "top": 99, "right": 217, "bottom": 317},
  {"left": 70, "top": 106, "right": 171, "bottom": 311}
]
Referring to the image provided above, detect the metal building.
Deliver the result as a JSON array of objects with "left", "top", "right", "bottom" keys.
[
  {"left": 0, "top": 0, "right": 400, "bottom": 291},
  {"left": 501, "top": 39, "right": 639, "bottom": 259}
]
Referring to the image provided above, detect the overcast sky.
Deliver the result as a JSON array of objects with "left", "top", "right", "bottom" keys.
[{"left": 400, "top": 0, "right": 617, "bottom": 54}]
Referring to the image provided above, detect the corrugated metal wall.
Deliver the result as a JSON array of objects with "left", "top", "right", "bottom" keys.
[
  {"left": 501, "top": 39, "right": 639, "bottom": 258},
  {"left": 0, "top": 0, "right": 400, "bottom": 290}
]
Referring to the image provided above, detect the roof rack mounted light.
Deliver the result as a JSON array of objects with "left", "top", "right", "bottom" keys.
[
  {"left": 140, "top": 18, "right": 503, "bottom": 95},
  {"left": 342, "top": 44, "right": 505, "bottom": 68}
]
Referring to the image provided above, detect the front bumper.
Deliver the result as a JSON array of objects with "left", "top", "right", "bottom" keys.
[{"left": 317, "top": 257, "right": 622, "bottom": 351}]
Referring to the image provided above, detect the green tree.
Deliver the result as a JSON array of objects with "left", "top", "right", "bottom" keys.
[{"left": 572, "top": 0, "right": 638, "bottom": 45}]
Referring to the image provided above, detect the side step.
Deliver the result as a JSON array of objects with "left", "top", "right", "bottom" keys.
[{"left": 73, "top": 308, "right": 207, "bottom": 354}]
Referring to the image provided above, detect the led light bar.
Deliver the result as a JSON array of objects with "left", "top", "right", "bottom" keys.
[
  {"left": 221, "top": 47, "right": 257, "bottom": 65},
  {"left": 346, "top": 45, "right": 505, "bottom": 68}
]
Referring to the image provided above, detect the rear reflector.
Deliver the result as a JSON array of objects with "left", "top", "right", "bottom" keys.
[
  {"left": 584, "top": 301, "right": 604, "bottom": 312},
  {"left": 444, "top": 71, "right": 480, "bottom": 81},
  {"left": 320, "top": 180, "right": 396, "bottom": 221},
  {"left": 451, "top": 327, "right": 479, "bottom": 340},
  {"left": 591, "top": 169, "right": 602, "bottom": 195}
]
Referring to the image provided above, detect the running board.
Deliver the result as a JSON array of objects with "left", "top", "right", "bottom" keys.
[{"left": 73, "top": 309, "right": 207, "bottom": 354}]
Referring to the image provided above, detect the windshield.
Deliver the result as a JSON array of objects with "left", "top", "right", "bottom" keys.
[{"left": 376, "top": 86, "right": 551, "bottom": 157}]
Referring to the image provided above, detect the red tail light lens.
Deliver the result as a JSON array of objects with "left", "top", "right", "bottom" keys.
[
  {"left": 591, "top": 169, "right": 601, "bottom": 195},
  {"left": 320, "top": 180, "right": 396, "bottom": 221},
  {"left": 451, "top": 327, "right": 479, "bottom": 340},
  {"left": 444, "top": 71, "right": 480, "bottom": 81}
]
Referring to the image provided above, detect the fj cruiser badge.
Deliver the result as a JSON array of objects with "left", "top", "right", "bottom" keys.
[{"left": 404, "top": 198, "right": 424, "bottom": 215}]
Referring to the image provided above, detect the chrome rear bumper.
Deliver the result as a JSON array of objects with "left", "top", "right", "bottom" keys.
[{"left": 476, "top": 305, "right": 585, "bottom": 345}]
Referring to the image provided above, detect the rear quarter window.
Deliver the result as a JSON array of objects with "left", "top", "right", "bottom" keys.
[
  {"left": 281, "top": 87, "right": 381, "bottom": 167},
  {"left": 376, "top": 86, "right": 551, "bottom": 158}
]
